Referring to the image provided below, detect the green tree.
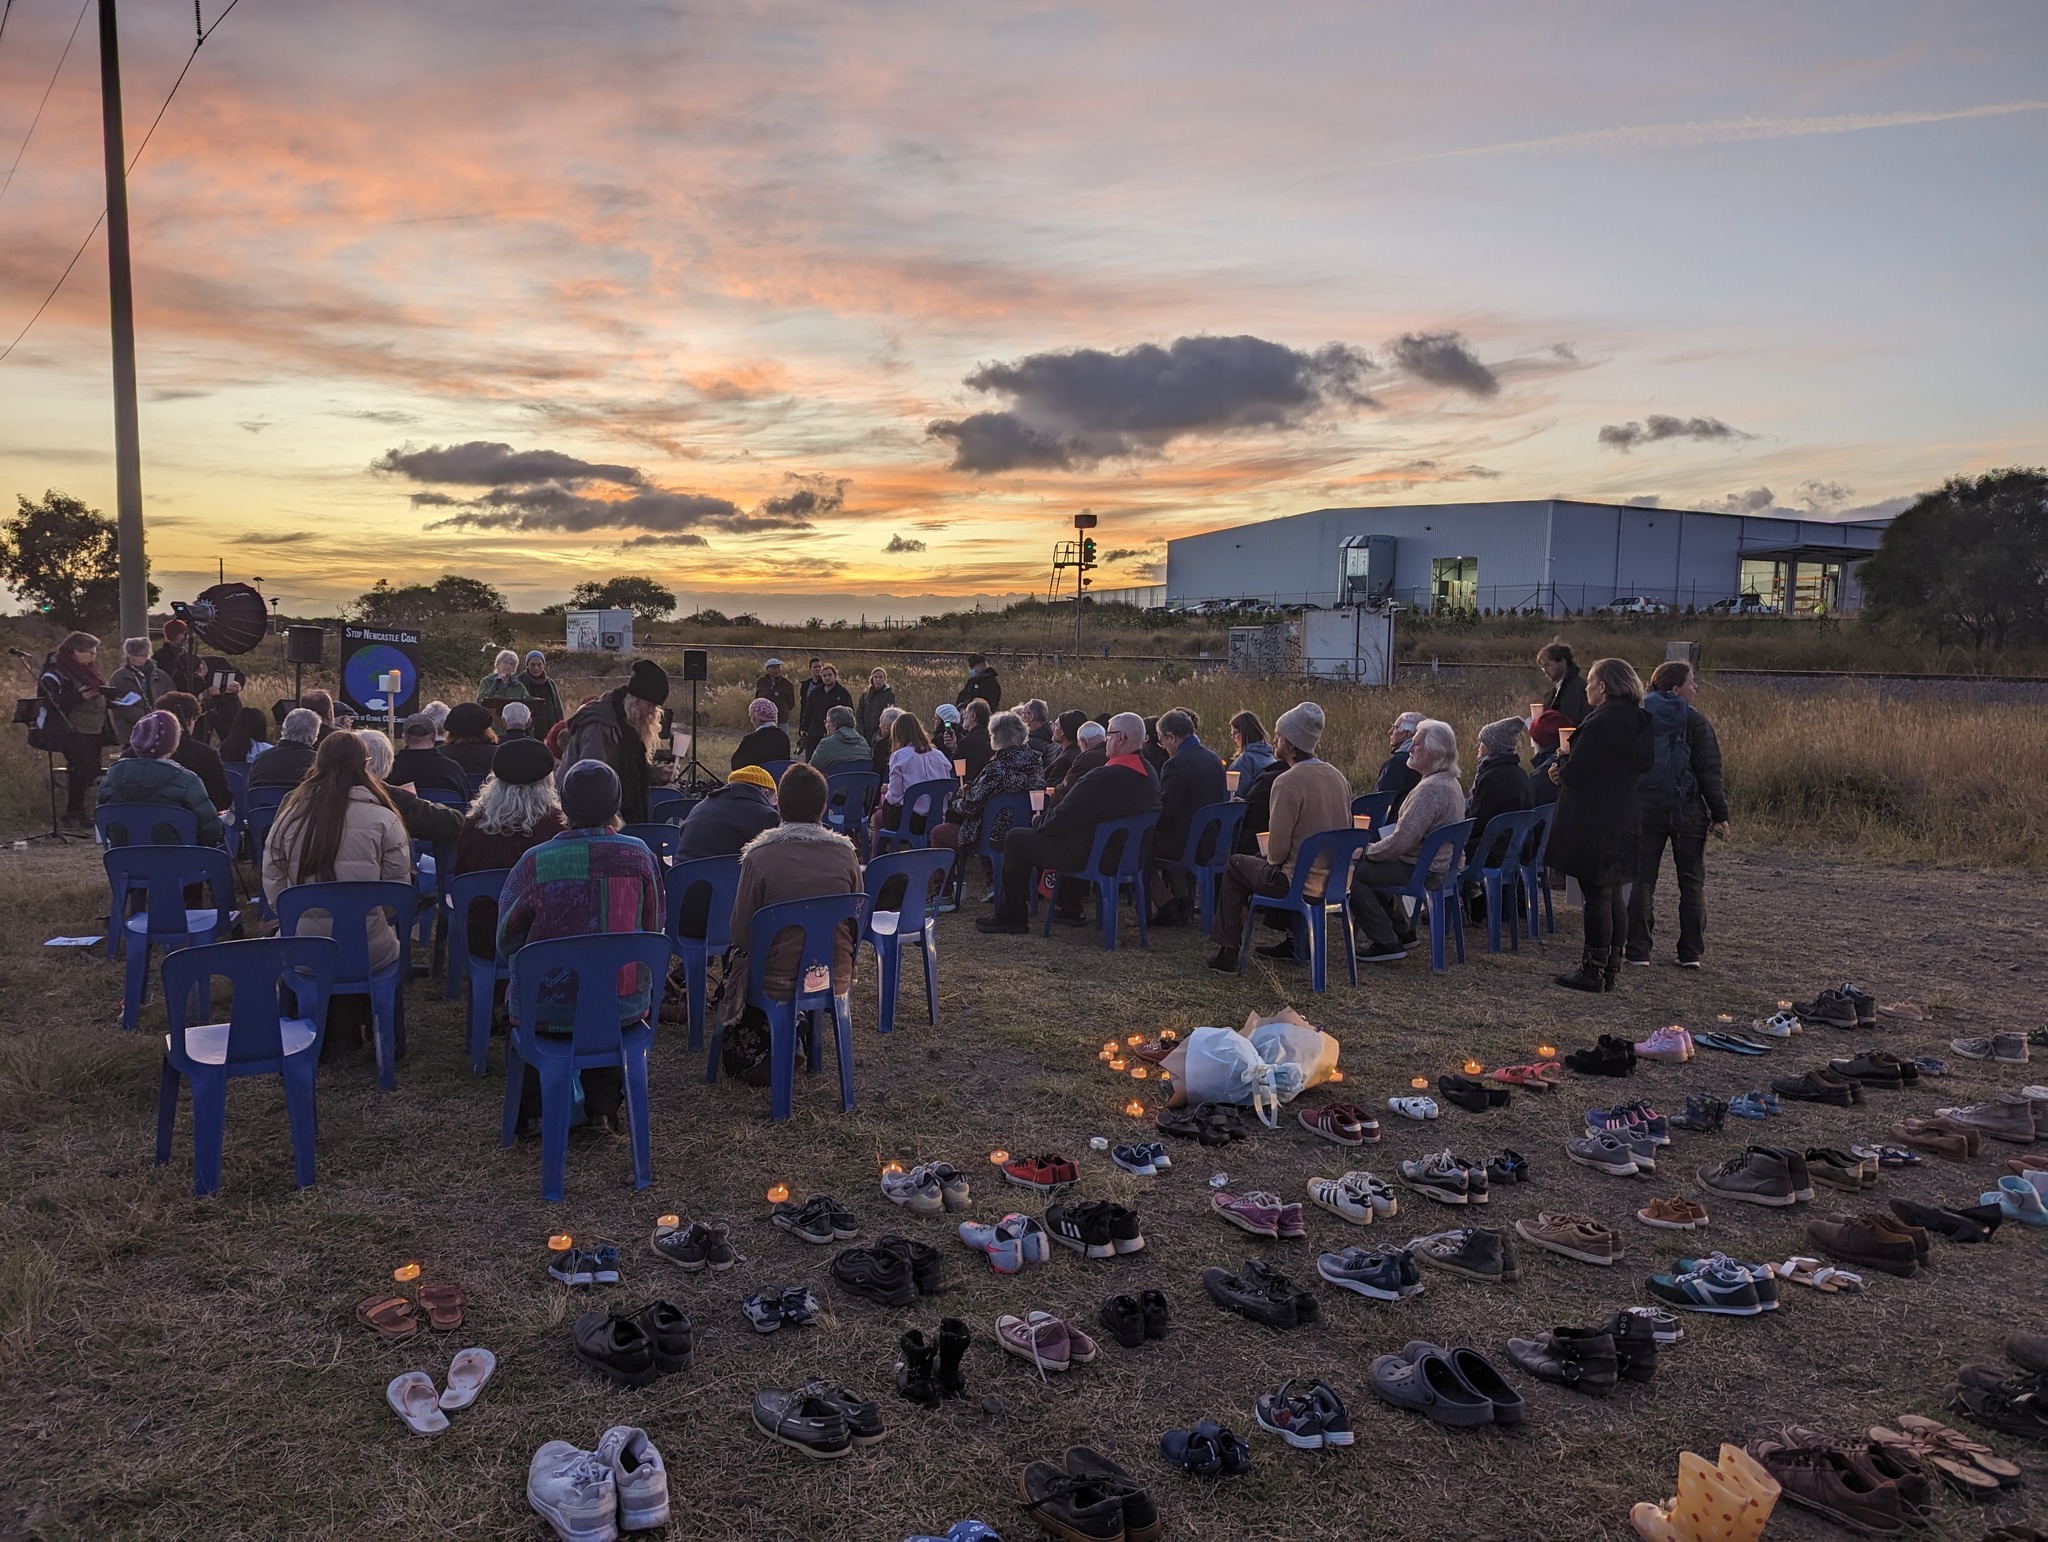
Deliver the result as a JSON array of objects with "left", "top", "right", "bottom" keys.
[
  {"left": 352, "top": 573, "right": 505, "bottom": 627},
  {"left": 569, "top": 576, "right": 677, "bottom": 622},
  {"left": 0, "top": 490, "right": 158, "bottom": 628},
  {"left": 1860, "top": 469, "right": 2048, "bottom": 649},
  {"left": 428, "top": 574, "right": 507, "bottom": 613}
]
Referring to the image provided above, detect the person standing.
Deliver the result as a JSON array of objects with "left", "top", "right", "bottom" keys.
[
  {"left": 518, "top": 651, "right": 564, "bottom": 738},
  {"left": 1547, "top": 658, "right": 1654, "bottom": 992},
  {"left": 753, "top": 657, "right": 796, "bottom": 726},
  {"left": 797, "top": 662, "right": 853, "bottom": 757},
  {"left": 106, "top": 637, "right": 166, "bottom": 741},
  {"left": 1149, "top": 708, "right": 1228, "bottom": 927},
  {"left": 38, "top": 632, "right": 109, "bottom": 825},
  {"left": 1627, "top": 659, "right": 1730, "bottom": 968},
  {"left": 955, "top": 653, "right": 1002, "bottom": 713},
  {"left": 478, "top": 649, "right": 530, "bottom": 715},
  {"left": 555, "top": 658, "right": 671, "bottom": 824},
  {"left": 1536, "top": 642, "right": 1588, "bottom": 725},
  {"left": 855, "top": 668, "right": 896, "bottom": 743}
]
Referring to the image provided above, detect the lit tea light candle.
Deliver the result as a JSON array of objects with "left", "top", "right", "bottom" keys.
[
  {"left": 1411, "top": 1076, "right": 1429, "bottom": 1089},
  {"left": 881, "top": 1161, "right": 905, "bottom": 1176},
  {"left": 1537, "top": 1044, "right": 1556, "bottom": 1060},
  {"left": 1777, "top": 1000, "right": 1793, "bottom": 1010},
  {"left": 1102, "top": 1041, "right": 1118, "bottom": 1056},
  {"left": 546, "top": 1233, "right": 574, "bottom": 1253},
  {"left": 1717, "top": 1013, "right": 1734, "bottom": 1023},
  {"left": 1124, "top": 1100, "right": 1145, "bottom": 1117},
  {"left": 656, "top": 1213, "right": 680, "bottom": 1230},
  {"left": 392, "top": 1261, "right": 421, "bottom": 1284},
  {"left": 1328, "top": 1069, "right": 1345, "bottom": 1083},
  {"left": 1109, "top": 1057, "right": 1127, "bottom": 1071},
  {"left": 1126, "top": 1034, "right": 1144, "bottom": 1047},
  {"left": 1463, "top": 1058, "right": 1483, "bottom": 1076},
  {"left": 1098, "top": 1047, "right": 1114, "bottom": 1060},
  {"left": 1159, "top": 1029, "right": 1178, "bottom": 1044},
  {"left": 1130, "top": 1066, "right": 1148, "bottom": 1080},
  {"left": 766, "top": 1183, "right": 790, "bottom": 1204}
]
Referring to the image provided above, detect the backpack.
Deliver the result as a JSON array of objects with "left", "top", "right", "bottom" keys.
[{"left": 1643, "top": 696, "right": 1696, "bottom": 810}]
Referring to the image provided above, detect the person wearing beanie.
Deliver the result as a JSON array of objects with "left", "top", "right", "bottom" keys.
[
  {"left": 451, "top": 734, "right": 568, "bottom": 962},
  {"left": 1463, "top": 716, "right": 1534, "bottom": 877},
  {"left": 929, "top": 700, "right": 966, "bottom": 766},
  {"left": 497, "top": 757, "right": 663, "bottom": 1138},
  {"left": 555, "top": 660, "right": 671, "bottom": 824},
  {"left": 441, "top": 701, "right": 500, "bottom": 778},
  {"left": 518, "top": 650, "right": 564, "bottom": 739},
  {"left": 1372, "top": 709, "right": 1426, "bottom": 815},
  {"left": 1204, "top": 701, "right": 1350, "bottom": 971},
  {"left": 732, "top": 696, "right": 794, "bottom": 773},
  {"left": 99, "top": 709, "right": 225, "bottom": 845},
  {"left": 1527, "top": 707, "right": 1568, "bottom": 809},
  {"left": 1045, "top": 708, "right": 1088, "bottom": 787},
  {"left": 106, "top": 636, "right": 166, "bottom": 740},
  {"left": 673, "top": 763, "right": 781, "bottom": 937}
]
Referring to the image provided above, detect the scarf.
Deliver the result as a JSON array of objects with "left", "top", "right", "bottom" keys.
[
  {"left": 54, "top": 650, "right": 106, "bottom": 692},
  {"left": 1106, "top": 752, "right": 1148, "bottom": 774}
]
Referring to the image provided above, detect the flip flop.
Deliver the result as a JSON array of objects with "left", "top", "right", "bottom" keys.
[
  {"left": 438, "top": 1347, "right": 497, "bottom": 1411},
  {"left": 1774, "top": 1257, "right": 1863, "bottom": 1293},
  {"left": 1893, "top": 1414, "right": 2024, "bottom": 1485},
  {"left": 1868, "top": 1425, "right": 2000, "bottom": 1493},
  {"left": 356, "top": 1295, "right": 420, "bottom": 1341},
  {"left": 386, "top": 1371, "right": 449, "bottom": 1434},
  {"left": 416, "top": 1283, "right": 465, "bottom": 1332}
]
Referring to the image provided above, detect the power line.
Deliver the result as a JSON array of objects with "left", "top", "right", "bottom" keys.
[
  {"left": 0, "top": 0, "right": 93, "bottom": 207},
  {"left": 0, "top": 0, "right": 244, "bottom": 365},
  {"left": 0, "top": 0, "right": 15, "bottom": 51}
]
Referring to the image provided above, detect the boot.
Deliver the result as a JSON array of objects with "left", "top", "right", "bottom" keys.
[
  {"left": 1631, "top": 1444, "right": 1781, "bottom": 1542},
  {"left": 894, "top": 1329, "right": 940, "bottom": 1408},
  {"left": 1605, "top": 1309, "right": 1660, "bottom": 1383},
  {"left": 1555, "top": 947, "right": 1606, "bottom": 993},
  {"left": 1604, "top": 946, "right": 1625, "bottom": 991},
  {"left": 1505, "top": 1325, "right": 1618, "bottom": 1396},
  {"left": 935, "top": 1317, "right": 970, "bottom": 1399}
]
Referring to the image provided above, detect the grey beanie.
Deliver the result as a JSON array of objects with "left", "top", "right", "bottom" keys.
[
  {"left": 1275, "top": 701, "right": 1325, "bottom": 754},
  {"left": 560, "top": 758, "right": 622, "bottom": 827},
  {"left": 1478, "top": 717, "right": 1524, "bottom": 757}
]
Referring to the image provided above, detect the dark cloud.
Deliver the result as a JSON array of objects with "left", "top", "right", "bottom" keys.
[
  {"left": 343, "top": 408, "right": 420, "bottom": 426},
  {"left": 1796, "top": 479, "right": 1854, "bottom": 512},
  {"left": 1710, "top": 486, "right": 1778, "bottom": 515},
  {"left": 928, "top": 334, "right": 1377, "bottom": 473},
  {"left": 620, "top": 532, "right": 711, "bottom": 549},
  {"left": 424, "top": 486, "right": 771, "bottom": 534},
  {"left": 238, "top": 530, "right": 320, "bottom": 545},
  {"left": 763, "top": 475, "right": 849, "bottom": 519},
  {"left": 146, "top": 387, "right": 209, "bottom": 403},
  {"left": 1597, "top": 415, "right": 1751, "bottom": 452},
  {"left": 1625, "top": 494, "right": 1662, "bottom": 507},
  {"left": 374, "top": 439, "right": 644, "bottom": 486},
  {"left": 883, "top": 534, "right": 927, "bottom": 553},
  {"left": 1389, "top": 331, "right": 1498, "bottom": 397},
  {"left": 239, "top": 421, "right": 270, "bottom": 434},
  {"left": 1098, "top": 547, "right": 1155, "bottom": 564}
]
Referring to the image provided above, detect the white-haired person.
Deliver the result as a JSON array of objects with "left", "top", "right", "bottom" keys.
[
  {"left": 931, "top": 710, "right": 1047, "bottom": 901},
  {"left": 249, "top": 706, "right": 323, "bottom": 788},
  {"left": 1018, "top": 698, "right": 1056, "bottom": 768},
  {"left": 478, "top": 648, "right": 530, "bottom": 711},
  {"left": 356, "top": 728, "right": 465, "bottom": 846},
  {"left": 1548, "top": 656, "right": 1654, "bottom": 991},
  {"left": 732, "top": 695, "right": 793, "bottom": 772},
  {"left": 1348, "top": 718, "right": 1468, "bottom": 965},
  {"left": 1372, "top": 709, "right": 1425, "bottom": 815},
  {"left": 977, "top": 711, "right": 1159, "bottom": 934},
  {"left": 452, "top": 737, "right": 567, "bottom": 963},
  {"left": 1047, "top": 717, "right": 1108, "bottom": 810},
  {"left": 498, "top": 700, "right": 535, "bottom": 740}
]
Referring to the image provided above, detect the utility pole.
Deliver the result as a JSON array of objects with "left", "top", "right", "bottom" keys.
[
  {"left": 99, "top": 0, "right": 147, "bottom": 642},
  {"left": 1072, "top": 511, "right": 1098, "bottom": 654}
]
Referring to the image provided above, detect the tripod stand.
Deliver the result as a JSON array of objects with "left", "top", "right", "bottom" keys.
[
  {"left": 672, "top": 675, "right": 722, "bottom": 791},
  {"left": 9, "top": 653, "right": 85, "bottom": 843}
]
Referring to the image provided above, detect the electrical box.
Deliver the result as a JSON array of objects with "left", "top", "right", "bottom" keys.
[
  {"left": 1339, "top": 534, "right": 1397, "bottom": 607},
  {"left": 1299, "top": 607, "right": 1395, "bottom": 684},
  {"left": 566, "top": 609, "right": 634, "bottom": 653}
]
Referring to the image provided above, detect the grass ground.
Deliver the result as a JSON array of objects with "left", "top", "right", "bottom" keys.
[{"left": 3, "top": 817, "right": 2047, "bottom": 1540}]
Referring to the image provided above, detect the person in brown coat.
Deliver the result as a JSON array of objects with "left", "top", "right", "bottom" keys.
[
  {"left": 752, "top": 657, "right": 797, "bottom": 726},
  {"left": 721, "top": 764, "right": 861, "bottom": 1015}
]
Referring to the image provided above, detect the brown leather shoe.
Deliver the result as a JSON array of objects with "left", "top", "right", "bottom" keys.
[
  {"left": 1924, "top": 1115, "right": 1984, "bottom": 1156},
  {"left": 1756, "top": 1442, "right": 1909, "bottom": 1534},
  {"left": 1806, "top": 1213, "right": 1920, "bottom": 1278},
  {"left": 1891, "top": 1119, "right": 1968, "bottom": 1162},
  {"left": 1867, "top": 1211, "right": 1930, "bottom": 1265}
]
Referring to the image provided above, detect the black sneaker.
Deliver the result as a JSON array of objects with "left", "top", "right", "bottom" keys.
[
  {"left": 974, "top": 916, "right": 1030, "bottom": 935},
  {"left": 874, "top": 1234, "right": 943, "bottom": 1295},
  {"left": 779, "top": 1286, "right": 819, "bottom": 1325},
  {"left": 1240, "top": 1258, "right": 1318, "bottom": 1324},
  {"left": 633, "top": 1299, "right": 693, "bottom": 1373},
  {"left": 1063, "top": 1446, "right": 1162, "bottom": 1541},
  {"left": 772, "top": 1198, "right": 838, "bottom": 1245},
  {"left": 1437, "top": 1075, "right": 1491, "bottom": 1114},
  {"left": 1565, "top": 1036, "right": 1636, "bottom": 1077},
  {"left": 831, "top": 1246, "right": 919, "bottom": 1307},
  {"left": 1046, "top": 1201, "right": 1116, "bottom": 1259},
  {"left": 650, "top": 1220, "right": 709, "bottom": 1272},
  {"left": 573, "top": 1311, "right": 659, "bottom": 1387},
  {"left": 741, "top": 1290, "right": 784, "bottom": 1334},
  {"left": 1203, "top": 1264, "right": 1298, "bottom": 1329},
  {"left": 1104, "top": 1203, "right": 1143, "bottom": 1255},
  {"left": 1140, "top": 1288, "right": 1172, "bottom": 1340},
  {"left": 1098, "top": 1293, "right": 1147, "bottom": 1348},
  {"left": 798, "top": 1379, "right": 886, "bottom": 1444},
  {"left": 753, "top": 1386, "right": 852, "bottom": 1459},
  {"left": 1360, "top": 942, "right": 1408, "bottom": 964}
]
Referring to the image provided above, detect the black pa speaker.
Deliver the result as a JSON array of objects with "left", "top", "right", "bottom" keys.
[
  {"left": 285, "top": 625, "right": 326, "bottom": 665},
  {"left": 682, "top": 648, "right": 708, "bottom": 682}
]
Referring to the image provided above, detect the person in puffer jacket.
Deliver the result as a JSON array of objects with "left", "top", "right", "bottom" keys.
[
  {"left": 1626, "top": 659, "right": 1730, "bottom": 968},
  {"left": 99, "top": 710, "right": 225, "bottom": 845}
]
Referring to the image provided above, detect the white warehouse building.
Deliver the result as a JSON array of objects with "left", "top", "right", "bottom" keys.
[{"left": 1163, "top": 498, "right": 1893, "bottom": 616}]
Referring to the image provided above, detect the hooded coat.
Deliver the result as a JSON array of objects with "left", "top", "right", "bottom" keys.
[
  {"left": 725, "top": 820, "right": 863, "bottom": 1007},
  {"left": 1637, "top": 690, "right": 1729, "bottom": 839},
  {"left": 557, "top": 686, "right": 654, "bottom": 823}
]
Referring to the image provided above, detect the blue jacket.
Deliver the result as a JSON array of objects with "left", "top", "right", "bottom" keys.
[
  {"left": 677, "top": 783, "right": 780, "bottom": 862},
  {"left": 99, "top": 754, "right": 225, "bottom": 845},
  {"left": 1226, "top": 740, "right": 1275, "bottom": 795}
]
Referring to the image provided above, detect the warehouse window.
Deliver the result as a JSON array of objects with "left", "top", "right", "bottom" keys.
[{"left": 1431, "top": 556, "right": 1477, "bottom": 612}]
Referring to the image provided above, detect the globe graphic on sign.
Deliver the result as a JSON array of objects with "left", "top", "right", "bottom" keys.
[{"left": 344, "top": 642, "right": 417, "bottom": 715}]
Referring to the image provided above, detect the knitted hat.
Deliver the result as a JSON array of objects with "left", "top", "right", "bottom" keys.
[
  {"left": 748, "top": 696, "right": 780, "bottom": 726},
  {"left": 560, "top": 758, "right": 622, "bottom": 827},
  {"left": 1275, "top": 701, "right": 1324, "bottom": 754},
  {"left": 1478, "top": 717, "right": 1524, "bottom": 757},
  {"left": 492, "top": 737, "right": 554, "bottom": 786},
  {"left": 445, "top": 702, "right": 493, "bottom": 739},
  {"left": 129, "top": 709, "right": 181, "bottom": 759},
  {"left": 626, "top": 659, "right": 670, "bottom": 705},
  {"left": 934, "top": 703, "right": 962, "bottom": 726},
  {"left": 728, "top": 764, "right": 777, "bottom": 791},
  {"left": 525, "top": 649, "right": 546, "bottom": 663},
  {"left": 1529, "top": 708, "right": 1568, "bottom": 749},
  {"left": 161, "top": 618, "right": 189, "bottom": 642}
]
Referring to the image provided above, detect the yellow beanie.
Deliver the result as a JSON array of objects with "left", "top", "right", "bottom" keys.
[{"left": 729, "top": 764, "right": 777, "bottom": 790}]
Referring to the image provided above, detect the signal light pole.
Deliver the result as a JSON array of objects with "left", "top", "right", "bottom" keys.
[{"left": 1072, "top": 511, "right": 1098, "bottom": 653}]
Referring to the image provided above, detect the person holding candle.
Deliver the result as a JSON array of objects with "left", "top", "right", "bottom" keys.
[
  {"left": 1224, "top": 711, "right": 1275, "bottom": 796},
  {"left": 1546, "top": 658, "right": 1655, "bottom": 992},
  {"left": 1347, "top": 719, "right": 1469, "bottom": 965},
  {"left": 928, "top": 701, "right": 967, "bottom": 766},
  {"left": 1626, "top": 658, "right": 1730, "bottom": 969},
  {"left": 1526, "top": 708, "right": 1567, "bottom": 809}
]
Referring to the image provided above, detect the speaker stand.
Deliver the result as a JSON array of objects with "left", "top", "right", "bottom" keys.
[{"left": 674, "top": 676, "right": 721, "bottom": 791}]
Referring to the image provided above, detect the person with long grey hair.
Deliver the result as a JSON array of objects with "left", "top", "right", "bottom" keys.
[
  {"left": 354, "top": 728, "right": 464, "bottom": 845},
  {"left": 452, "top": 737, "right": 568, "bottom": 960}
]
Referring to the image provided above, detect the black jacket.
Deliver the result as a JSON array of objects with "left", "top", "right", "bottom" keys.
[
  {"left": 1637, "top": 691, "right": 1729, "bottom": 838},
  {"left": 1156, "top": 736, "right": 1228, "bottom": 862},
  {"left": 391, "top": 745, "right": 473, "bottom": 799},
  {"left": 1374, "top": 745, "right": 1422, "bottom": 813},
  {"left": 960, "top": 723, "right": 993, "bottom": 781},
  {"left": 855, "top": 685, "right": 896, "bottom": 743},
  {"left": 678, "top": 782, "right": 780, "bottom": 862},
  {"left": 1464, "top": 753, "right": 1533, "bottom": 865},
  {"left": 171, "top": 736, "right": 233, "bottom": 812},
  {"left": 1233, "top": 757, "right": 1290, "bottom": 855},
  {"left": 1548, "top": 701, "right": 1654, "bottom": 885},
  {"left": 1546, "top": 664, "right": 1589, "bottom": 726},
  {"left": 732, "top": 724, "right": 792, "bottom": 772},
  {"left": 443, "top": 740, "right": 498, "bottom": 777},
  {"left": 520, "top": 672, "right": 565, "bottom": 737},
  {"left": 798, "top": 681, "right": 853, "bottom": 750},
  {"left": 1528, "top": 748, "right": 1560, "bottom": 809},
  {"left": 248, "top": 739, "right": 317, "bottom": 788},
  {"left": 955, "top": 668, "right": 1002, "bottom": 713},
  {"left": 1032, "top": 760, "right": 1161, "bottom": 875}
]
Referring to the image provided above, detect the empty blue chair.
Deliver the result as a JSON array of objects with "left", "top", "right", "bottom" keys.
[
  {"left": 276, "top": 880, "right": 418, "bottom": 1090},
  {"left": 1465, "top": 809, "right": 1537, "bottom": 954},
  {"left": 823, "top": 770, "right": 880, "bottom": 856},
  {"left": 950, "top": 791, "right": 1037, "bottom": 905},
  {"left": 873, "top": 776, "right": 955, "bottom": 854},
  {"left": 1364, "top": 820, "right": 1474, "bottom": 972},
  {"left": 707, "top": 892, "right": 868, "bottom": 1122},
  {"left": 1350, "top": 791, "right": 1394, "bottom": 830},
  {"left": 95, "top": 800, "right": 200, "bottom": 847},
  {"left": 647, "top": 786, "right": 691, "bottom": 823},
  {"left": 105, "top": 845, "right": 237, "bottom": 1028},
  {"left": 1519, "top": 805, "right": 1557, "bottom": 938},
  {"left": 1240, "top": 829, "right": 1372, "bottom": 991},
  {"left": 863, "top": 849, "right": 953, "bottom": 1035},
  {"left": 497, "top": 932, "right": 668, "bottom": 1202},
  {"left": 1038, "top": 813, "right": 1158, "bottom": 951},
  {"left": 154, "top": 934, "right": 338, "bottom": 1196},
  {"left": 242, "top": 785, "right": 291, "bottom": 918},
  {"left": 620, "top": 822, "right": 681, "bottom": 864},
  {"left": 1154, "top": 800, "right": 1246, "bottom": 935},
  {"left": 665, "top": 855, "right": 743, "bottom": 1052},
  {"left": 443, "top": 866, "right": 514, "bottom": 1072},
  {"left": 756, "top": 758, "right": 794, "bottom": 785}
]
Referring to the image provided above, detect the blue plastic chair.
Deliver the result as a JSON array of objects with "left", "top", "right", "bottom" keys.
[
  {"left": 863, "top": 849, "right": 953, "bottom": 1035},
  {"left": 418, "top": 787, "right": 468, "bottom": 812},
  {"left": 620, "top": 822, "right": 681, "bottom": 864},
  {"left": 756, "top": 758, "right": 794, "bottom": 785},
  {"left": 497, "top": 932, "right": 668, "bottom": 1202},
  {"left": 1154, "top": 799, "right": 1246, "bottom": 935},
  {"left": 223, "top": 760, "right": 249, "bottom": 798},
  {"left": 873, "top": 776, "right": 956, "bottom": 854},
  {"left": 276, "top": 880, "right": 418, "bottom": 1090},
  {"left": 707, "top": 892, "right": 868, "bottom": 1123},
  {"left": 443, "top": 867, "right": 514, "bottom": 1072},
  {"left": 1464, "top": 809, "right": 1537, "bottom": 953},
  {"left": 1519, "top": 805, "right": 1557, "bottom": 938},
  {"left": 950, "top": 791, "right": 1037, "bottom": 904},
  {"left": 823, "top": 770, "right": 880, "bottom": 857},
  {"left": 1350, "top": 791, "right": 1394, "bottom": 830},
  {"left": 95, "top": 800, "right": 200, "bottom": 847},
  {"left": 154, "top": 935, "right": 338, "bottom": 1196},
  {"left": 1240, "top": 829, "right": 1372, "bottom": 991},
  {"left": 105, "top": 845, "right": 237, "bottom": 1028},
  {"left": 411, "top": 836, "right": 455, "bottom": 963},
  {"left": 465, "top": 772, "right": 489, "bottom": 801},
  {"left": 1038, "top": 813, "right": 1158, "bottom": 951},
  {"left": 664, "top": 855, "right": 743, "bottom": 1052},
  {"left": 1365, "top": 820, "right": 1474, "bottom": 972},
  {"left": 647, "top": 786, "right": 691, "bottom": 823},
  {"left": 242, "top": 785, "right": 291, "bottom": 918}
]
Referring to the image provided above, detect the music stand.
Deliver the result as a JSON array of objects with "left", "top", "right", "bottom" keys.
[{"left": 10, "top": 690, "right": 84, "bottom": 844}]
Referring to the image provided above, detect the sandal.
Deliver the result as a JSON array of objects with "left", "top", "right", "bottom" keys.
[
  {"left": 1773, "top": 1257, "right": 1863, "bottom": 1293},
  {"left": 1489, "top": 1064, "right": 1556, "bottom": 1090},
  {"left": 416, "top": 1283, "right": 465, "bottom": 1332},
  {"left": 356, "top": 1294, "right": 420, "bottom": 1341},
  {"left": 386, "top": 1371, "right": 449, "bottom": 1435},
  {"left": 439, "top": 1347, "right": 497, "bottom": 1411},
  {"left": 1868, "top": 1424, "right": 1999, "bottom": 1493},
  {"left": 1892, "top": 1413, "right": 2024, "bottom": 1484}
]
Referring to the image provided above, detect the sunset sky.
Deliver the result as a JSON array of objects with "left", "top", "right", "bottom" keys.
[{"left": 1, "top": 2, "right": 2042, "bottom": 620}]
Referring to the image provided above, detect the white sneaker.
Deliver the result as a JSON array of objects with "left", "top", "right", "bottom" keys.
[
  {"left": 882, "top": 1166, "right": 944, "bottom": 1214},
  {"left": 527, "top": 1440, "right": 618, "bottom": 1542},
  {"left": 595, "top": 1426, "right": 669, "bottom": 1533},
  {"left": 1386, "top": 1095, "right": 1438, "bottom": 1121},
  {"left": 1307, "top": 1174, "right": 1374, "bottom": 1224}
]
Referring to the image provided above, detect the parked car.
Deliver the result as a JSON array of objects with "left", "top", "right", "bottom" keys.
[
  {"left": 1704, "top": 593, "right": 1772, "bottom": 615},
  {"left": 1604, "top": 596, "right": 1670, "bottom": 615}
]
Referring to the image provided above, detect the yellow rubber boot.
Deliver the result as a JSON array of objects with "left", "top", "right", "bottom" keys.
[{"left": 1631, "top": 1445, "right": 1780, "bottom": 1542}]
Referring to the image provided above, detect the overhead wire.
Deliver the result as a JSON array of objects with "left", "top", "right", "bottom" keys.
[
  {"left": 0, "top": 0, "right": 93, "bottom": 207},
  {"left": 0, "top": 0, "right": 243, "bottom": 364}
]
